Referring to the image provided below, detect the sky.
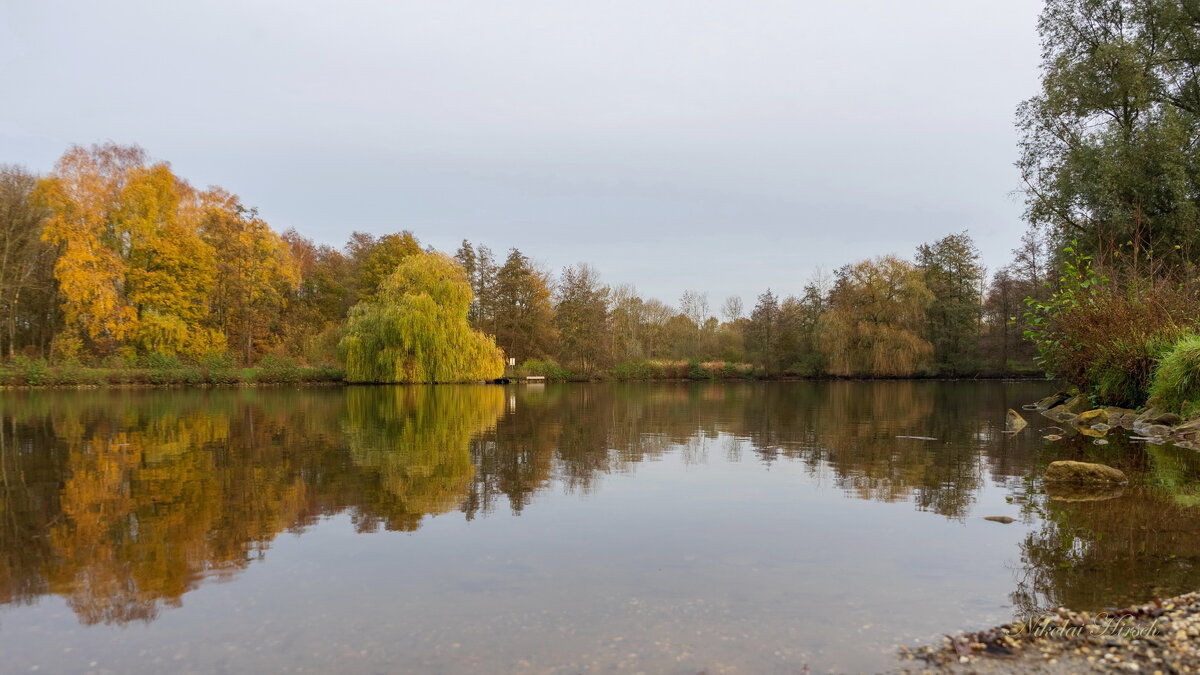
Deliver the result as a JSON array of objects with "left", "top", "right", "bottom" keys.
[{"left": 0, "top": 0, "right": 1044, "bottom": 308}]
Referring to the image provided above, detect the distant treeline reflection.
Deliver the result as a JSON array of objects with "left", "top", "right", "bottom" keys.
[{"left": 3, "top": 382, "right": 1200, "bottom": 625}]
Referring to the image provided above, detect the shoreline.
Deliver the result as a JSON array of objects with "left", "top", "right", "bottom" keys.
[
  {"left": 896, "top": 591, "right": 1200, "bottom": 673},
  {"left": 0, "top": 373, "right": 1051, "bottom": 391}
]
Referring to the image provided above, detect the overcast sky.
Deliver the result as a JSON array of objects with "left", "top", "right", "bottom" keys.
[{"left": 1, "top": 0, "right": 1043, "bottom": 307}]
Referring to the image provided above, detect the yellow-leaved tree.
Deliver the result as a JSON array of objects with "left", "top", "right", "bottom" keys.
[
  {"left": 198, "top": 188, "right": 300, "bottom": 364},
  {"left": 340, "top": 252, "right": 505, "bottom": 383},
  {"left": 36, "top": 144, "right": 144, "bottom": 354},
  {"left": 37, "top": 144, "right": 224, "bottom": 358}
]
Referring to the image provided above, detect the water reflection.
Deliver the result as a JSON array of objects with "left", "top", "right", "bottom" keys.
[{"left": 1, "top": 380, "right": 1199, "bottom": 646}]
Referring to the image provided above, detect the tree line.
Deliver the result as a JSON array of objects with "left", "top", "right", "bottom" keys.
[{"left": 1, "top": 142, "right": 1055, "bottom": 382}]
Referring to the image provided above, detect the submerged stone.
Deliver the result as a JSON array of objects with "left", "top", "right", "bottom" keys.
[
  {"left": 1006, "top": 409, "right": 1028, "bottom": 433},
  {"left": 1044, "top": 460, "right": 1128, "bottom": 484}
]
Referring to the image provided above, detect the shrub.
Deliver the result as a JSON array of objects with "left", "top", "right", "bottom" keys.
[
  {"left": 140, "top": 352, "right": 185, "bottom": 371},
  {"left": 686, "top": 359, "right": 709, "bottom": 380},
  {"left": 1024, "top": 253, "right": 1199, "bottom": 404},
  {"left": 256, "top": 354, "right": 302, "bottom": 383},
  {"left": 518, "top": 359, "right": 573, "bottom": 380},
  {"left": 1150, "top": 334, "right": 1200, "bottom": 416},
  {"left": 12, "top": 356, "right": 49, "bottom": 386},
  {"left": 611, "top": 360, "right": 663, "bottom": 380},
  {"left": 200, "top": 353, "right": 240, "bottom": 384}
]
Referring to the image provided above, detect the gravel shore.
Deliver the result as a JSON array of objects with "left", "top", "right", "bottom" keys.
[{"left": 895, "top": 592, "right": 1200, "bottom": 673}]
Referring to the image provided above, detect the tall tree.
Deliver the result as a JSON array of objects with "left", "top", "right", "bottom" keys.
[
  {"left": 1018, "top": 0, "right": 1200, "bottom": 270},
  {"left": 0, "top": 165, "right": 56, "bottom": 357},
  {"left": 36, "top": 143, "right": 145, "bottom": 354},
  {"left": 745, "top": 289, "right": 780, "bottom": 371},
  {"left": 553, "top": 264, "right": 610, "bottom": 374},
  {"left": 491, "top": 248, "right": 556, "bottom": 363},
  {"left": 352, "top": 231, "right": 422, "bottom": 301},
  {"left": 916, "top": 232, "right": 984, "bottom": 374},
  {"left": 199, "top": 189, "right": 300, "bottom": 364}
]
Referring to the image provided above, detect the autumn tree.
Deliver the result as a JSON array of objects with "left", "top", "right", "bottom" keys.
[
  {"left": 349, "top": 231, "right": 423, "bottom": 301},
  {"left": 745, "top": 289, "right": 780, "bottom": 371},
  {"left": 454, "top": 240, "right": 499, "bottom": 332},
  {"left": 819, "top": 256, "right": 934, "bottom": 376},
  {"left": 36, "top": 144, "right": 145, "bottom": 355},
  {"left": 553, "top": 264, "right": 610, "bottom": 374},
  {"left": 38, "top": 144, "right": 222, "bottom": 359},
  {"left": 281, "top": 229, "right": 353, "bottom": 363},
  {"left": 340, "top": 252, "right": 504, "bottom": 383},
  {"left": 491, "top": 248, "right": 556, "bottom": 363},
  {"left": 119, "top": 165, "right": 222, "bottom": 357},
  {"left": 199, "top": 189, "right": 300, "bottom": 364},
  {"left": 0, "top": 165, "right": 57, "bottom": 357}
]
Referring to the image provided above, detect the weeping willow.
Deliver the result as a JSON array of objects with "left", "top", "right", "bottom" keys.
[
  {"left": 339, "top": 252, "right": 505, "bottom": 383},
  {"left": 818, "top": 256, "right": 934, "bottom": 377}
]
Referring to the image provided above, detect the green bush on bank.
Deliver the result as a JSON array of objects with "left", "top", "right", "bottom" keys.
[
  {"left": 517, "top": 359, "right": 574, "bottom": 380},
  {"left": 1150, "top": 334, "right": 1200, "bottom": 416}
]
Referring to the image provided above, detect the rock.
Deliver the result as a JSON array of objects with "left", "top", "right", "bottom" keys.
[
  {"left": 1076, "top": 408, "right": 1108, "bottom": 426},
  {"left": 1136, "top": 407, "right": 1183, "bottom": 426},
  {"left": 1046, "top": 482, "right": 1124, "bottom": 502},
  {"left": 1044, "top": 460, "right": 1128, "bottom": 484},
  {"left": 1090, "top": 423, "right": 1112, "bottom": 432},
  {"left": 1043, "top": 434, "right": 1063, "bottom": 441},
  {"left": 983, "top": 516, "right": 1015, "bottom": 524},
  {"left": 1044, "top": 408, "right": 1080, "bottom": 423},
  {"left": 1134, "top": 422, "right": 1173, "bottom": 437},
  {"left": 1172, "top": 419, "right": 1200, "bottom": 441},
  {"left": 1062, "top": 395, "right": 1091, "bottom": 413},
  {"left": 1034, "top": 392, "right": 1072, "bottom": 410},
  {"left": 1006, "top": 409, "right": 1028, "bottom": 433}
]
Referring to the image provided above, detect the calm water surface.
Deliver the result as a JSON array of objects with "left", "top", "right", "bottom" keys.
[{"left": 2, "top": 381, "right": 1199, "bottom": 674}]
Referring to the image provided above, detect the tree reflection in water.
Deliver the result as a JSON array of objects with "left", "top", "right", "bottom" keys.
[{"left": 1, "top": 381, "right": 1198, "bottom": 627}]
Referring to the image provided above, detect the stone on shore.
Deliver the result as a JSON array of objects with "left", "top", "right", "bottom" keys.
[
  {"left": 1033, "top": 392, "right": 1071, "bottom": 410},
  {"left": 1044, "top": 460, "right": 1128, "bottom": 484}
]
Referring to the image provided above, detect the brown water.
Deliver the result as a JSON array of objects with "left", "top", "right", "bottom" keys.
[{"left": 1, "top": 381, "right": 1199, "bottom": 674}]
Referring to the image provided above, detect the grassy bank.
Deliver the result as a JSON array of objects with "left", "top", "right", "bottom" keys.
[{"left": 0, "top": 354, "right": 344, "bottom": 388}]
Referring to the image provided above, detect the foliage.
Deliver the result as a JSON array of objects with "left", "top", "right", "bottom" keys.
[
  {"left": 818, "top": 256, "right": 934, "bottom": 376},
  {"left": 517, "top": 358, "right": 574, "bottom": 380},
  {"left": 1023, "top": 244, "right": 1197, "bottom": 405},
  {"left": 1150, "top": 334, "right": 1200, "bottom": 416},
  {"left": 916, "top": 232, "right": 983, "bottom": 374},
  {"left": 553, "top": 263, "right": 610, "bottom": 374},
  {"left": 255, "top": 354, "right": 302, "bottom": 383},
  {"left": 340, "top": 252, "right": 504, "bottom": 383},
  {"left": 1018, "top": 0, "right": 1200, "bottom": 269}
]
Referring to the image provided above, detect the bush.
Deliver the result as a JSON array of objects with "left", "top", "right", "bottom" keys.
[
  {"left": 611, "top": 360, "right": 664, "bottom": 380},
  {"left": 256, "top": 354, "right": 301, "bottom": 383},
  {"left": 518, "top": 359, "right": 573, "bottom": 380},
  {"left": 686, "top": 359, "right": 709, "bottom": 380},
  {"left": 1150, "top": 334, "right": 1200, "bottom": 416},
  {"left": 1024, "top": 255, "right": 1199, "bottom": 404},
  {"left": 200, "top": 353, "right": 240, "bottom": 384},
  {"left": 140, "top": 352, "right": 185, "bottom": 371},
  {"left": 11, "top": 356, "right": 49, "bottom": 386}
]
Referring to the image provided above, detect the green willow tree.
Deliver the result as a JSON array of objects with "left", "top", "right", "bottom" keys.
[{"left": 340, "top": 252, "right": 504, "bottom": 383}]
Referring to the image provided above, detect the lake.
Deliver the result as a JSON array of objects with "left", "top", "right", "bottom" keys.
[{"left": 2, "top": 381, "right": 1199, "bottom": 674}]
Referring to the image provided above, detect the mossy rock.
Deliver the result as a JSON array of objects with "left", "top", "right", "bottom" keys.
[{"left": 1044, "top": 460, "right": 1128, "bottom": 484}]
